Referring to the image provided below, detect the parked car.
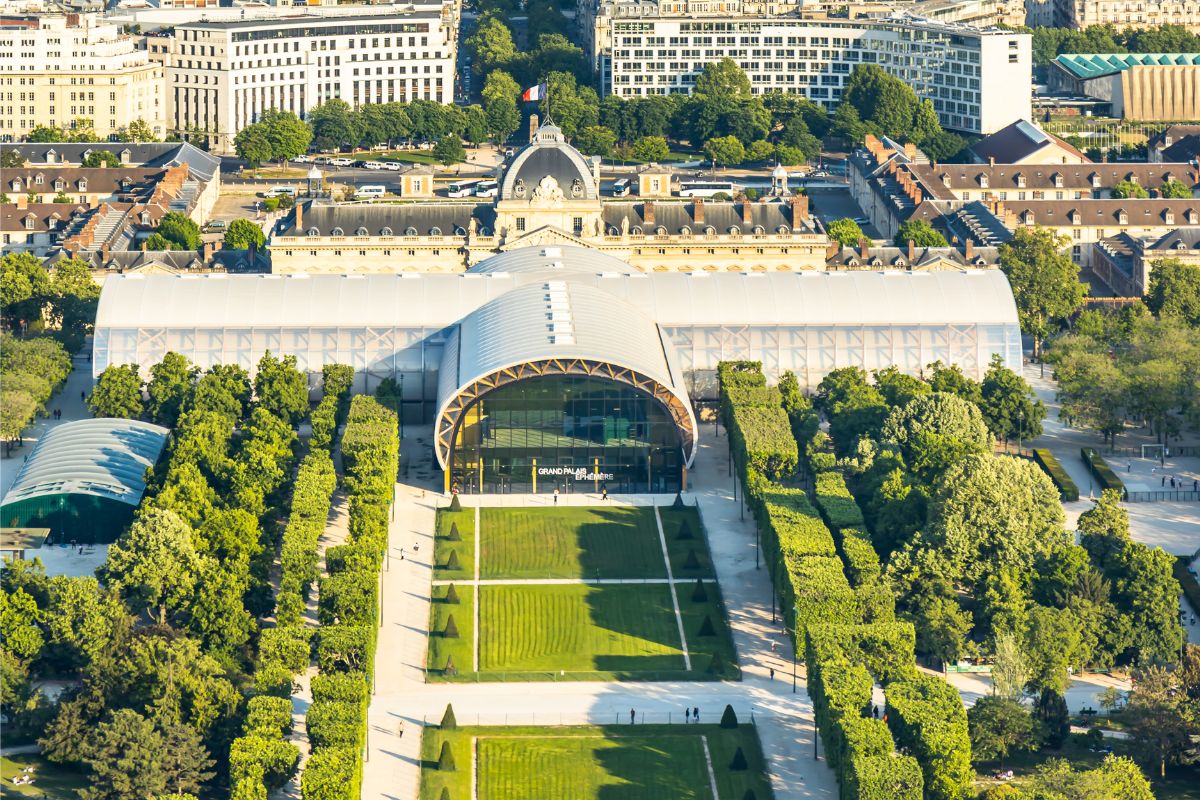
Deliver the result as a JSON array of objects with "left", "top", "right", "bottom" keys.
[
  {"left": 314, "top": 156, "right": 333, "bottom": 166},
  {"left": 331, "top": 157, "right": 353, "bottom": 167},
  {"left": 852, "top": 216, "right": 870, "bottom": 226},
  {"left": 382, "top": 161, "right": 402, "bottom": 171},
  {"left": 203, "top": 219, "right": 227, "bottom": 232},
  {"left": 363, "top": 161, "right": 385, "bottom": 170},
  {"left": 261, "top": 186, "right": 297, "bottom": 199},
  {"left": 292, "top": 155, "right": 312, "bottom": 163}
]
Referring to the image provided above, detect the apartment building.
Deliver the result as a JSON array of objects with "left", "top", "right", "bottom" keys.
[
  {"left": 1060, "top": 0, "right": 1200, "bottom": 32},
  {"left": 600, "top": 13, "right": 1031, "bottom": 134},
  {"left": 152, "top": 10, "right": 456, "bottom": 153},
  {"left": 0, "top": 14, "right": 166, "bottom": 142}
]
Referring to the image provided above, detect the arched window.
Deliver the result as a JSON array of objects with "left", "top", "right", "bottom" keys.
[
  {"left": 704, "top": 225, "right": 716, "bottom": 236},
  {"left": 34, "top": 173, "right": 44, "bottom": 185},
  {"left": 728, "top": 225, "right": 740, "bottom": 235},
  {"left": 330, "top": 227, "right": 344, "bottom": 236},
  {"left": 753, "top": 225, "right": 765, "bottom": 235},
  {"left": 480, "top": 227, "right": 492, "bottom": 236},
  {"left": 655, "top": 225, "right": 667, "bottom": 235},
  {"left": 380, "top": 227, "right": 393, "bottom": 236},
  {"left": 631, "top": 226, "right": 642, "bottom": 235},
  {"left": 454, "top": 226, "right": 466, "bottom": 236},
  {"left": 430, "top": 226, "right": 442, "bottom": 236},
  {"left": 356, "top": 227, "right": 369, "bottom": 236},
  {"left": 776, "top": 225, "right": 790, "bottom": 234},
  {"left": 405, "top": 227, "right": 418, "bottom": 236},
  {"left": 608, "top": 225, "right": 620, "bottom": 235},
  {"left": 307, "top": 227, "right": 320, "bottom": 236},
  {"left": 679, "top": 225, "right": 691, "bottom": 236}
]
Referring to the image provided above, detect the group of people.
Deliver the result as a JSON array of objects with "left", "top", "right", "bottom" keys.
[{"left": 626, "top": 707, "right": 702, "bottom": 724}]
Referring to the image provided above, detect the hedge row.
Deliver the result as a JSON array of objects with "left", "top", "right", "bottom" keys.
[
  {"left": 730, "top": 404, "right": 799, "bottom": 480},
  {"left": 311, "top": 365, "right": 355, "bottom": 451},
  {"left": 1032, "top": 449, "right": 1080, "bottom": 501},
  {"left": 812, "top": 472, "right": 882, "bottom": 588},
  {"left": 1081, "top": 448, "right": 1125, "bottom": 494},
  {"left": 278, "top": 451, "right": 338, "bottom": 627},
  {"left": 303, "top": 396, "right": 398, "bottom": 800},
  {"left": 884, "top": 674, "right": 974, "bottom": 800}
]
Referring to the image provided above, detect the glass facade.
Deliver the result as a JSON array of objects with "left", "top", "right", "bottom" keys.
[{"left": 448, "top": 375, "right": 684, "bottom": 494}]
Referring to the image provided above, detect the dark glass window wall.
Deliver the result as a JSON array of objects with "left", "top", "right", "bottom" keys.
[{"left": 449, "top": 375, "right": 684, "bottom": 494}]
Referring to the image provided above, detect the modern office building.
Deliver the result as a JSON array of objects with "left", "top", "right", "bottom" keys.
[
  {"left": 151, "top": 9, "right": 456, "bottom": 153},
  {"left": 92, "top": 246, "right": 1022, "bottom": 493},
  {"left": 597, "top": 12, "right": 1030, "bottom": 134},
  {"left": 1049, "top": 53, "right": 1200, "bottom": 121},
  {"left": 0, "top": 13, "right": 166, "bottom": 142}
]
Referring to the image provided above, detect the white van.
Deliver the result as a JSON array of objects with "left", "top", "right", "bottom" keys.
[
  {"left": 262, "top": 186, "right": 296, "bottom": 198},
  {"left": 473, "top": 180, "right": 498, "bottom": 198},
  {"left": 354, "top": 185, "right": 387, "bottom": 199},
  {"left": 363, "top": 161, "right": 385, "bottom": 171}
]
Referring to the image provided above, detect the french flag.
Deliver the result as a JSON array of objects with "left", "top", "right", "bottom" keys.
[{"left": 521, "top": 83, "right": 547, "bottom": 102}]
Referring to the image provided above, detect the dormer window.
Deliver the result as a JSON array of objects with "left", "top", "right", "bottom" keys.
[
  {"left": 978, "top": 174, "right": 989, "bottom": 189},
  {"left": 429, "top": 227, "right": 441, "bottom": 236},
  {"left": 1117, "top": 210, "right": 1128, "bottom": 225},
  {"left": 1022, "top": 210, "right": 1035, "bottom": 225},
  {"left": 1187, "top": 209, "right": 1199, "bottom": 224},
  {"left": 1090, "top": 173, "right": 1101, "bottom": 188},
  {"left": 1164, "top": 211, "right": 1175, "bottom": 225},
  {"left": 11, "top": 179, "right": 21, "bottom": 192},
  {"left": 140, "top": 212, "right": 151, "bottom": 225},
  {"left": 330, "top": 227, "right": 344, "bottom": 236},
  {"left": 655, "top": 225, "right": 667, "bottom": 236},
  {"left": 45, "top": 149, "right": 56, "bottom": 163},
  {"left": 1016, "top": 173, "right": 1026, "bottom": 188},
  {"left": 120, "top": 149, "right": 132, "bottom": 164},
  {"left": 941, "top": 173, "right": 951, "bottom": 187},
  {"left": 355, "top": 227, "right": 369, "bottom": 236},
  {"left": 380, "top": 227, "right": 393, "bottom": 236},
  {"left": 1069, "top": 210, "right": 1081, "bottom": 225},
  {"left": 405, "top": 227, "right": 417, "bottom": 236},
  {"left": 1127, "top": 173, "right": 1139, "bottom": 184},
  {"left": 1053, "top": 173, "right": 1064, "bottom": 188},
  {"left": 307, "top": 227, "right": 320, "bottom": 236},
  {"left": 119, "top": 178, "right": 131, "bottom": 190},
  {"left": 34, "top": 173, "right": 44, "bottom": 185},
  {"left": 24, "top": 214, "right": 35, "bottom": 230},
  {"left": 1176, "top": 240, "right": 1188, "bottom": 250},
  {"left": 54, "top": 179, "right": 65, "bottom": 191},
  {"left": 77, "top": 178, "right": 87, "bottom": 191}
]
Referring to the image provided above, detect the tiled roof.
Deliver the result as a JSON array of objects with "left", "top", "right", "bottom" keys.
[
  {"left": 282, "top": 202, "right": 497, "bottom": 237},
  {"left": 970, "top": 120, "right": 1089, "bottom": 164},
  {"left": 0, "top": 203, "right": 87, "bottom": 232},
  {"left": 908, "top": 163, "right": 1200, "bottom": 193},
  {"left": 1001, "top": 199, "right": 1200, "bottom": 227}
]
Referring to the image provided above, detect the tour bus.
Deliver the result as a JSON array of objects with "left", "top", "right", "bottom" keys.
[
  {"left": 611, "top": 178, "right": 631, "bottom": 197},
  {"left": 678, "top": 180, "right": 738, "bottom": 198},
  {"left": 473, "top": 180, "right": 498, "bottom": 198},
  {"left": 354, "top": 185, "right": 387, "bottom": 199},
  {"left": 447, "top": 179, "right": 480, "bottom": 198}
]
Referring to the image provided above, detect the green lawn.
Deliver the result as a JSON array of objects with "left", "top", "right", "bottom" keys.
[
  {"left": 479, "top": 507, "right": 666, "bottom": 579},
  {"left": 428, "top": 581, "right": 475, "bottom": 677},
  {"left": 660, "top": 507, "right": 716, "bottom": 579},
  {"left": 0, "top": 755, "right": 88, "bottom": 799},
  {"left": 480, "top": 584, "right": 685, "bottom": 676},
  {"left": 419, "top": 724, "right": 775, "bottom": 800},
  {"left": 434, "top": 508, "right": 475, "bottom": 581}
]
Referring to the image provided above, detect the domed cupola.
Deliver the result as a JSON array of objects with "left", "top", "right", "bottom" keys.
[{"left": 500, "top": 123, "right": 599, "bottom": 203}]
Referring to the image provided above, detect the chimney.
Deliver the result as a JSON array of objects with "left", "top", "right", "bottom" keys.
[
  {"left": 826, "top": 240, "right": 841, "bottom": 260},
  {"left": 643, "top": 201, "right": 655, "bottom": 226},
  {"left": 248, "top": 239, "right": 257, "bottom": 261},
  {"left": 295, "top": 200, "right": 303, "bottom": 231},
  {"left": 693, "top": 197, "right": 704, "bottom": 225},
  {"left": 988, "top": 156, "right": 996, "bottom": 167},
  {"left": 529, "top": 113, "right": 539, "bottom": 143},
  {"left": 740, "top": 198, "right": 752, "bottom": 225},
  {"left": 201, "top": 241, "right": 213, "bottom": 262},
  {"left": 100, "top": 243, "right": 110, "bottom": 262},
  {"left": 15, "top": 193, "right": 27, "bottom": 209},
  {"left": 141, "top": 240, "right": 148, "bottom": 252},
  {"left": 907, "top": 239, "right": 915, "bottom": 262},
  {"left": 859, "top": 237, "right": 869, "bottom": 260},
  {"left": 790, "top": 194, "right": 809, "bottom": 225},
  {"left": 904, "top": 143, "right": 916, "bottom": 160},
  {"left": 965, "top": 239, "right": 974, "bottom": 260}
]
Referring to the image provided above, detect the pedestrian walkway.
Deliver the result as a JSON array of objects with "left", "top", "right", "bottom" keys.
[
  {"left": 1, "top": 353, "right": 93, "bottom": 497},
  {"left": 431, "top": 577, "right": 701, "bottom": 586},
  {"left": 360, "top": 428, "right": 840, "bottom": 800}
]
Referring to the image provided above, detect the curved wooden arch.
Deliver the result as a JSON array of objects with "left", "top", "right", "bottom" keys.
[{"left": 435, "top": 358, "right": 697, "bottom": 471}]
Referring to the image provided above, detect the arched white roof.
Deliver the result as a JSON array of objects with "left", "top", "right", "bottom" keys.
[
  {"left": 1, "top": 418, "right": 169, "bottom": 507},
  {"left": 432, "top": 279, "right": 698, "bottom": 471}
]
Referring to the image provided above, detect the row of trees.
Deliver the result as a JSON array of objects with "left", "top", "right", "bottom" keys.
[
  {"left": 25, "top": 117, "right": 158, "bottom": 145},
  {"left": 1021, "top": 23, "right": 1200, "bottom": 67},
  {"left": 0, "top": 333, "right": 72, "bottom": 451},
  {"left": 2, "top": 252, "right": 102, "bottom": 352}
]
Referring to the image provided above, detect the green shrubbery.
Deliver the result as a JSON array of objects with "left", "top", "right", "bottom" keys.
[
  {"left": 884, "top": 674, "right": 973, "bottom": 800},
  {"left": 245, "top": 696, "right": 294, "bottom": 738},
  {"left": 1032, "top": 449, "right": 1079, "bottom": 501},
  {"left": 1081, "top": 448, "right": 1124, "bottom": 494}
]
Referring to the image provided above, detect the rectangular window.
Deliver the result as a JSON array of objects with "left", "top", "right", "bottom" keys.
[{"left": 516, "top": 217, "right": 526, "bottom": 232}]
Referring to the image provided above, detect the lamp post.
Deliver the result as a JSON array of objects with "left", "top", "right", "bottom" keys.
[{"left": 398, "top": 373, "right": 405, "bottom": 440}]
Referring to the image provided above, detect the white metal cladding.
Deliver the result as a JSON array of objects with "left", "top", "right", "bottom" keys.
[
  {"left": 433, "top": 280, "right": 699, "bottom": 470},
  {"left": 93, "top": 247, "right": 1022, "bottom": 397},
  {"left": 1, "top": 418, "right": 169, "bottom": 506}
]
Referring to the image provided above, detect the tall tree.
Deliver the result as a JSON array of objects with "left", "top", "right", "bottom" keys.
[
  {"left": 88, "top": 364, "right": 144, "bottom": 419},
  {"left": 967, "top": 697, "right": 1037, "bottom": 765},
  {"left": 146, "top": 351, "right": 197, "bottom": 428},
  {"left": 998, "top": 226, "right": 1087, "bottom": 357},
  {"left": 156, "top": 212, "right": 202, "bottom": 251},
  {"left": 432, "top": 134, "right": 466, "bottom": 166},
  {"left": 100, "top": 509, "right": 200, "bottom": 625},
  {"left": 694, "top": 58, "right": 752, "bottom": 98},
  {"left": 253, "top": 351, "right": 309, "bottom": 426},
  {"left": 77, "top": 709, "right": 170, "bottom": 800},
  {"left": 482, "top": 70, "right": 521, "bottom": 144},
  {"left": 979, "top": 354, "right": 1045, "bottom": 445},
  {"left": 234, "top": 124, "right": 272, "bottom": 167},
  {"left": 223, "top": 219, "right": 266, "bottom": 251},
  {"left": 258, "top": 109, "right": 312, "bottom": 163},
  {"left": 1, "top": 252, "right": 52, "bottom": 332},
  {"left": 1145, "top": 258, "right": 1200, "bottom": 326},
  {"left": 894, "top": 219, "right": 948, "bottom": 248}
]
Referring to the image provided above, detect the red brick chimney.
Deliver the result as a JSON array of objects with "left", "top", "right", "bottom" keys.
[
  {"left": 965, "top": 239, "right": 974, "bottom": 260},
  {"left": 740, "top": 198, "right": 752, "bottom": 225},
  {"left": 907, "top": 239, "right": 915, "bottom": 262},
  {"left": 693, "top": 197, "right": 704, "bottom": 225},
  {"left": 100, "top": 243, "right": 110, "bottom": 262},
  {"left": 859, "top": 237, "right": 869, "bottom": 260},
  {"left": 643, "top": 201, "right": 655, "bottom": 226},
  {"left": 904, "top": 143, "right": 916, "bottom": 160},
  {"left": 295, "top": 200, "right": 303, "bottom": 231},
  {"left": 201, "top": 241, "right": 213, "bottom": 262}
]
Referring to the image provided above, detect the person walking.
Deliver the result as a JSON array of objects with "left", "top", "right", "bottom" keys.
[
  {"left": 684, "top": 707, "right": 690, "bottom": 723},
  {"left": 693, "top": 707, "right": 699, "bottom": 723},
  {"left": 554, "top": 487, "right": 560, "bottom": 505},
  {"left": 630, "top": 708, "right": 636, "bottom": 725},
  {"left": 602, "top": 485, "right": 608, "bottom": 501},
  {"left": 769, "top": 667, "right": 775, "bottom": 681}
]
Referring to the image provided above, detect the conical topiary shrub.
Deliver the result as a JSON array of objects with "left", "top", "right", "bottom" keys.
[
  {"left": 443, "top": 614, "right": 459, "bottom": 638},
  {"left": 445, "top": 583, "right": 460, "bottom": 604},
  {"left": 742, "top": 791, "right": 757, "bottom": 800},
  {"left": 444, "top": 654, "right": 457, "bottom": 677},
  {"left": 708, "top": 651, "right": 725, "bottom": 675},
  {"left": 672, "top": 492, "right": 686, "bottom": 510},
  {"left": 445, "top": 549, "right": 462, "bottom": 571},
  {"left": 729, "top": 746, "right": 748, "bottom": 771},
  {"left": 439, "top": 789, "right": 451, "bottom": 800},
  {"left": 698, "top": 616, "right": 715, "bottom": 637},
  {"left": 438, "top": 740, "right": 456, "bottom": 771},
  {"left": 684, "top": 549, "right": 701, "bottom": 570},
  {"left": 447, "top": 521, "right": 461, "bottom": 541},
  {"left": 676, "top": 519, "right": 694, "bottom": 540},
  {"left": 691, "top": 579, "right": 708, "bottom": 602},
  {"left": 720, "top": 704, "right": 738, "bottom": 729},
  {"left": 441, "top": 703, "right": 457, "bottom": 729},
  {"left": 449, "top": 494, "right": 462, "bottom": 512}
]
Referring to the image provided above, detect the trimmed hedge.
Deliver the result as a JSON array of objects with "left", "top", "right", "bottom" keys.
[
  {"left": 1081, "top": 448, "right": 1124, "bottom": 494},
  {"left": 258, "top": 627, "right": 312, "bottom": 674},
  {"left": 840, "top": 529, "right": 882, "bottom": 588},
  {"left": 245, "top": 696, "right": 294, "bottom": 738},
  {"left": 885, "top": 674, "right": 973, "bottom": 800},
  {"left": 807, "top": 624, "right": 916, "bottom": 685},
  {"left": 318, "top": 570, "right": 378, "bottom": 627},
  {"left": 814, "top": 472, "right": 867, "bottom": 531},
  {"left": 317, "top": 624, "right": 375, "bottom": 676},
  {"left": 301, "top": 746, "right": 360, "bottom": 800},
  {"left": 846, "top": 754, "right": 924, "bottom": 800},
  {"left": 730, "top": 404, "right": 799, "bottom": 480},
  {"left": 311, "top": 672, "right": 369, "bottom": 707},
  {"left": 306, "top": 701, "right": 366, "bottom": 751},
  {"left": 229, "top": 734, "right": 301, "bottom": 790},
  {"left": 1032, "top": 449, "right": 1079, "bottom": 501}
]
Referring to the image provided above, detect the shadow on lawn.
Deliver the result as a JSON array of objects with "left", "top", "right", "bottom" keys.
[{"left": 572, "top": 506, "right": 664, "bottom": 579}]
